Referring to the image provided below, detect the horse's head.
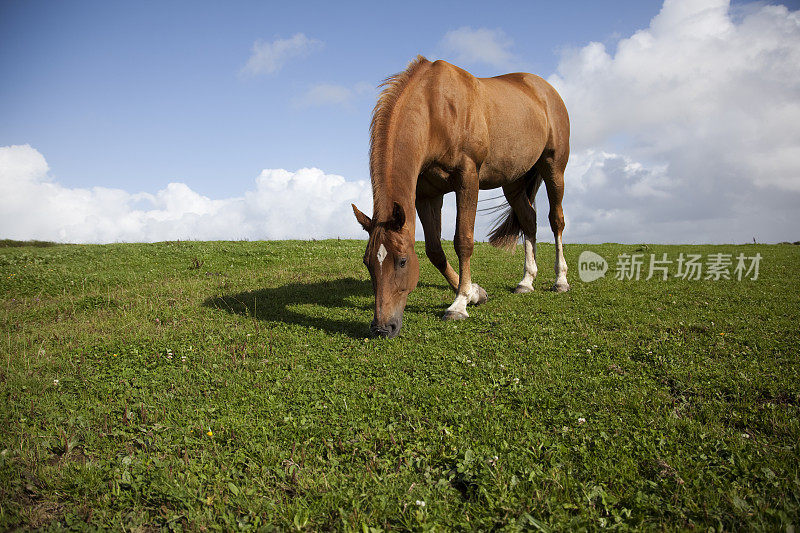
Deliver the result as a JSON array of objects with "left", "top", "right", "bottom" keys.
[{"left": 352, "top": 202, "right": 419, "bottom": 338}]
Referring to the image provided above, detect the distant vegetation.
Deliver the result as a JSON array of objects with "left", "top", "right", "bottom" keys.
[
  {"left": 0, "top": 239, "right": 65, "bottom": 248},
  {"left": 0, "top": 240, "right": 797, "bottom": 530}
]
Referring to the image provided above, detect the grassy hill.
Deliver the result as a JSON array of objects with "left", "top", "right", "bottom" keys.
[{"left": 0, "top": 240, "right": 798, "bottom": 530}]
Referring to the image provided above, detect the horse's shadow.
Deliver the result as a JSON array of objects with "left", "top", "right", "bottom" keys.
[
  {"left": 202, "top": 277, "right": 375, "bottom": 338},
  {"left": 203, "top": 278, "right": 452, "bottom": 339}
]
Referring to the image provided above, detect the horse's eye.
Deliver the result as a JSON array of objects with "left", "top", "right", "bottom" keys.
[{"left": 399, "top": 257, "right": 407, "bottom": 268}]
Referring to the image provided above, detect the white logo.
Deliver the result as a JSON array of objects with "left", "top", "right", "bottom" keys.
[{"left": 578, "top": 251, "right": 608, "bottom": 282}]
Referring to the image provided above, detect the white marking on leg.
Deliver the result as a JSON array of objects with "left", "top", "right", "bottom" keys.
[
  {"left": 518, "top": 236, "right": 537, "bottom": 291},
  {"left": 377, "top": 243, "right": 387, "bottom": 267},
  {"left": 468, "top": 283, "right": 477, "bottom": 301},
  {"left": 446, "top": 293, "right": 470, "bottom": 318},
  {"left": 554, "top": 234, "right": 569, "bottom": 290},
  {"left": 470, "top": 283, "right": 489, "bottom": 304},
  {"left": 447, "top": 284, "right": 485, "bottom": 314}
]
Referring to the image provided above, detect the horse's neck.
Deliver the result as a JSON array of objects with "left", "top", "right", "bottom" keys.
[
  {"left": 373, "top": 174, "right": 417, "bottom": 239},
  {"left": 373, "top": 89, "right": 430, "bottom": 233},
  {"left": 373, "top": 144, "right": 425, "bottom": 231}
]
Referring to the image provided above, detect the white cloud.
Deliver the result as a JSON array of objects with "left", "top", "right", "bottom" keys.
[
  {"left": 240, "top": 33, "right": 323, "bottom": 77},
  {"left": 5, "top": 0, "right": 800, "bottom": 246},
  {"left": 437, "top": 27, "right": 518, "bottom": 70},
  {"left": 244, "top": 168, "right": 371, "bottom": 239},
  {"left": 0, "top": 145, "right": 487, "bottom": 245},
  {"left": 546, "top": 0, "right": 800, "bottom": 243},
  {"left": 291, "top": 82, "right": 375, "bottom": 108},
  {"left": 0, "top": 145, "right": 512, "bottom": 246},
  {"left": 0, "top": 145, "right": 372, "bottom": 243}
]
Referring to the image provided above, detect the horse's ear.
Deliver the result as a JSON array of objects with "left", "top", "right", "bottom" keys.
[
  {"left": 389, "top": 202, "right": 405, "bottom": 231},
  {"left": 352, "top": 204, "right": 372, "bottom": 232}
]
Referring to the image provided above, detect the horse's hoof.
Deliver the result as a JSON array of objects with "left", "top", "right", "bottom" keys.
[
  {"left": 551, "top": 282, "right": 571, "bottom": 293},
  {"left": 473, "top": 285, "right": 488, "bottom": 305},
  {"left": 442, "top": 309, "right": 469, "bottom": 321},
  {"left": 513, "top": 283, "right": 534, "bottom": 294}
]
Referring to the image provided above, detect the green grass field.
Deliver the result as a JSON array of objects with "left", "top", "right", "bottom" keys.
[{"left": 0, "top": 240, "right": 798, "bottom": 531}]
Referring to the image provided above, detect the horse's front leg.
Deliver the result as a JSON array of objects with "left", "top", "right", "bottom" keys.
[
  {"left": 443, "top": 162, "right": 488, "bottom": 321},
  {"left": 416, "top": 196, "right": 459, "bottom": 291}
]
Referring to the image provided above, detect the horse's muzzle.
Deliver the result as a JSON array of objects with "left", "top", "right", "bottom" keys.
[{"left": 370, "top": 316, "right": 402, "bottom": 338}]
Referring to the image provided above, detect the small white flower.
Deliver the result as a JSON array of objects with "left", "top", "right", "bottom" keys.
[
  {"left": 586, "top": 349, "right": 591, "bottom": 354},
  {"left": 742, "top": 433, "right": 750, "bottom": 439},
  {"left": 415, "top": 500, "right": 426, "bottom": 507},
  {"left": 513, "top": 377, "right": 519, "bottom": 384},
  {"left": 578, "top": 417, "right": 586, "bottom": 424},
  {"left": 53, "top": 379, "right": 59, "bottom": 386}
]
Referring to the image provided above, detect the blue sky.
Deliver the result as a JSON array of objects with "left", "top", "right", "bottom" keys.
[
  {"left": 1, "top": 0, "right": 664, "bottom": 195},
  {"left": 1, "top": 0, "right": 799, "bottom": 243}
]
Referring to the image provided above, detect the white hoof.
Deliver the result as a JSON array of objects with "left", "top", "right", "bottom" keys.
[
  {"left": 443, "top": 309, "right": 469, "bottom": 321},
  {"left": 513, "top": 283, "right": 534, "bottom": 294},
  {"left": 551, "top": 281, "right": 570, "bottom": 293}
]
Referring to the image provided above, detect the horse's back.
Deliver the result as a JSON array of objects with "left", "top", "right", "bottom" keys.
[
  {"left": 418, "top": 60, "right": 569, "bottom": 188},
  {"left": 422, "top": 61, "right": 567, "bottom": 142}
]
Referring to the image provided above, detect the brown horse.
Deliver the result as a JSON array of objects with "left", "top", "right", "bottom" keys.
[{"left": 352, "top": 56, "right": 570, "bottom": 338}]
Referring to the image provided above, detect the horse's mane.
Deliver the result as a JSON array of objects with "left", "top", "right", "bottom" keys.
[{"left": 369, "top": 55, "right": 430, "bottom": 209}]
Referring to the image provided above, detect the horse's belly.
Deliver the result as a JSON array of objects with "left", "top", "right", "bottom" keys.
[
  {"left": 478, "top": 156, "right": 537, "bottom": 189},
  {"left": 417, "top": 166, "right": 455, "bottom": 197}
]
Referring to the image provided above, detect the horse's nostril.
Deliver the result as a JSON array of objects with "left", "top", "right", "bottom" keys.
[
  {"left": 372, "top": 327, "right": 389, "bottom": 338},
  {"left": 370, "top": 322, "right": 389, "bottom": 337},
  {"left": 370, "top": 317, "right": 402, "bottom": 338}
]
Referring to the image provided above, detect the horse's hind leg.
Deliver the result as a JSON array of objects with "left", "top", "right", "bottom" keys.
[
  {"left": 538, "top": 155, "right": 570, "bottom": 292},
  {"left": 503, "top": 172, "right": 543, "bottom": 293}
]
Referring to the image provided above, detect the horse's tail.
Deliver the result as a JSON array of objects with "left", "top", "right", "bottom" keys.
[
  {"left": 487, "top": 206, "right": 522, "bottom": 251},
  {"left": 487, "top": 173, "right": 541, "bottom": 251}
]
